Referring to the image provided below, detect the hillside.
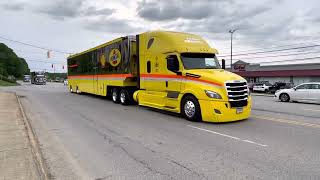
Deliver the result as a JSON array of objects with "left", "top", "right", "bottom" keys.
[{"left": 0, "top": 43, "right": 30, "bottom": 79}]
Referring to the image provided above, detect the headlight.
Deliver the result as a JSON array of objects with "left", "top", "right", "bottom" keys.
[{"left": 205, "top": 90, "right": 222, "bottom": 99}]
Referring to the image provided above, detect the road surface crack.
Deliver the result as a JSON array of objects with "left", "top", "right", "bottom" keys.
[
  {"left": 102, "top": 133, "right": 175, "bottom": 179},
  {"left": 169, "top": 159, "right": 207, "bottom": 179}
]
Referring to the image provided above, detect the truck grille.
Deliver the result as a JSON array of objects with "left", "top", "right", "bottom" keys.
[{"left": 225, "top": 81, "right": 248, "bottom": 107}]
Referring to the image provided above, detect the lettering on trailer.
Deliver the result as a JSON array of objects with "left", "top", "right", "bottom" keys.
[{"left": 109, "top": 49, "right": 121, "bottom": 67}]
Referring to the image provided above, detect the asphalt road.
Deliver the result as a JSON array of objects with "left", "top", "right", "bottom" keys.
[{"left": 1, "top": 82, "right": 320, "bottom": 180}]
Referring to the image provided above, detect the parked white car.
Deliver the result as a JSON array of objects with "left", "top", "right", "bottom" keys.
[
  {"left": 275, "top": 82, "right": 320, "bottom": 103},
  {"left": 253, "top": 82, "right": 272, "bottom": 92}
]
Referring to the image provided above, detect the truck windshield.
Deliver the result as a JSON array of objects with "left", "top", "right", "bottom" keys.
[{"left": 180, "top": 53, "right": 221, "bottom": 70}]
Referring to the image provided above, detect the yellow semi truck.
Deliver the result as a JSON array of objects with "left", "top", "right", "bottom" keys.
[{"left": 67, "top": 31, "right": 251, "bottom": 122}]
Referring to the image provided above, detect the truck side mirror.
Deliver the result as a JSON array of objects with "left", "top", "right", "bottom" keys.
[
  {"left": 167, "top": 55, "right": 180, "bottom": 73},
  {"left": 222, "top": 59, "right": 225, "bottom": 69}
]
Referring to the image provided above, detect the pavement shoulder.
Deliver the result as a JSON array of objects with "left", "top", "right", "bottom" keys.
[
  {"left": 251, "top": 93, "right": 275, "bottom": 97},
  {"left": 0, "top": 92, "right": 46, "bottom": 180}
]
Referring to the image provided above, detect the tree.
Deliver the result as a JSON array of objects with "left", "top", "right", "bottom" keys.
[{"left": 0, "top": 43, "right": 30, "bottom": 79}]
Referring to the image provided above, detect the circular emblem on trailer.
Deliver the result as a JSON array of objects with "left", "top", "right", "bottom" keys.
[
  {"left": 109, "top": 49, "right": 121, "bottom": 67},
  {"left": 100, "top": 54, "right": 106, "bottom": 68}
]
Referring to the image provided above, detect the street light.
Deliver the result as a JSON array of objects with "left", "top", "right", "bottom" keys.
[{"left": 229, "top": 29, "right": 237, "bottom": 71}]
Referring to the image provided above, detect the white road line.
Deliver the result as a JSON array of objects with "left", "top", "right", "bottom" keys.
[
  {"left": 187, "top": 125, "right": 268, "bottom": 147},
  {"left": 303, "top": 108, "right": 320, "bottom": 112}
]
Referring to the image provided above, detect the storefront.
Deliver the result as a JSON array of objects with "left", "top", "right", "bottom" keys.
[{"left": 229, "top": 60, "right": 320, "bottom": 85}]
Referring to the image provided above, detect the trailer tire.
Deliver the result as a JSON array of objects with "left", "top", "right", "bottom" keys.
[
  {"left": 120, "top": 89, "right": 130, "bottom": 105},
  {"left": 70, "top": 86, "right": 73, "bottom": 93},
  {"left": 112, "top": 88, "right": 119, "bottom": 103},
  {"left": 76, "top": 86, "right": 81, "bottom": 94},
  {"left": 181, "top": 95, "right": 202, "bottom": 122}
]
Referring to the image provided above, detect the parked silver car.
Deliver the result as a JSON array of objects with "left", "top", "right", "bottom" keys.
[{"left": 275, "top": 82, "right": 320, "bottom": 103}]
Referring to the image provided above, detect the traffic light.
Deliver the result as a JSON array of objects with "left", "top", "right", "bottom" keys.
[{"left": 51, "top": 64, "right": 53, "bottom": 68}]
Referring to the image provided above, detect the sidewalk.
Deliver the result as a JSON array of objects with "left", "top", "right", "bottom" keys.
[{"left": 0, "top": 92, "right": 41, "bottom": 179}]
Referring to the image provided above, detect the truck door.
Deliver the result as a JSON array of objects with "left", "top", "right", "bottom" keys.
[
  {"left": 165, "top": 54, "right": 182, "bottom": 109},
  {"left": 138, "top": 36, "right": 167, "bottom": 108},
  {"left": 93, "top": 50, "right": 99, "bottom": 95}
]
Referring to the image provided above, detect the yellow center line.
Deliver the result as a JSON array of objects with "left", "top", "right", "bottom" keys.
[{"left": 251, "top": 115, "right": 320, "bottom": 129}]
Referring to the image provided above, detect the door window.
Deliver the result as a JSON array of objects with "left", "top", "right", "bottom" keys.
[
  {"left": 296, "top": 84, "right": 312, "bottom": 89},
  {"left": 167, "top": 55, "right": 179, "bottom": 72},
  {"left": 310, "top": 84, "right": 320, "bottom": 89}
]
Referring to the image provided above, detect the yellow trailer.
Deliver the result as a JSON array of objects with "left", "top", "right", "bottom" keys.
[{"left": 67, "top": 31, "right": 251, "bottom": 122}]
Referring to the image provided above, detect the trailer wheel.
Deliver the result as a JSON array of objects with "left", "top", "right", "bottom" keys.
[
  {"left": 76, "top": 86, "right": 81, "bottom": 94},
  {"left": 112, "top": 88, "right": 119, "bottom": 103},
  {"left": 70, "top": 86, "right": 73, "bottom": 93},
  {"left": 181, "top": 95, "right": 202, "bottom": 122},
  {"left": 120, "top": 89, "right": 130, "bottom": 105}
]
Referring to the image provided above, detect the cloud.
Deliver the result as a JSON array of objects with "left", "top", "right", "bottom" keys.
[
  {"left": 36, "top": 0, "right": 84, "bottom": 20},
  {"left": 1, "top": 2, "right": 25, "bottom": 11},
  {"left": 1, "top": 0, "right": 115, "bottom": 20},
  {"left": 83, "top": 7, "right": 115, "bottom": 16},
  {"left": 137, "top": 0, "right": 221, "bottom": 21},
  {"left": 85, "top": 18, "right": 143, "bottom": 34},
  {"left": 136, "top": 0, "right": 273, "bottom": 22}
]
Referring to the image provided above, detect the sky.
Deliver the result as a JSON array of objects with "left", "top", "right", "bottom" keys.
[{"left": 1, "top": 0, "right": 320, "bottom": 72}]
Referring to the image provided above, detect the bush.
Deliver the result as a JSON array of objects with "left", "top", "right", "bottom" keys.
[{"left": 0, "top": 75, "right": 16, "bottom": 83}]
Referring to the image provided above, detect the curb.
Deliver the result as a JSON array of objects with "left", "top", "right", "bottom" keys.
[
  {"left": 16, "top": 94, "right": 51, "bottom": 180},
  {"left": 251, "top": 93, "right": 275, "bottom": 97}
]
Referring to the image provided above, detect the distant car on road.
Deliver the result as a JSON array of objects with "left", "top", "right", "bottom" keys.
[
  {"left": 23, "top": 75, "right": 30, "bottom": 82},
  {"left": 275, "top": 82, "right": 320, "bottom": 103},
  {"left": 269, "top": 82, "right": 294, "bottom": 94},
  {"left": 253, "top": 82, "right": 272, "bottom": 93}
]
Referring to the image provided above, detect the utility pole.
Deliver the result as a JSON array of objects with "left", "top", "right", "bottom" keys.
[
  {"left": 53, "top": 65, "right": 55, "bottom": 81},
  {"left": 229, "top": 29, "right": 237, "bottom": 71}
]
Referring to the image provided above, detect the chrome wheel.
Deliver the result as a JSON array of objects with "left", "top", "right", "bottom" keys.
[
  {"left": 184, "top": 100, "right": 195, "bottom": 118},
  {"left": 120, "top": 91, "right": 126, "bottom": 104},
  {"left": 280, "top": 93, "right": 289, "bottom": 102},
  {"left": 112, "top": 90, "right": 118, "bottom": 102}
]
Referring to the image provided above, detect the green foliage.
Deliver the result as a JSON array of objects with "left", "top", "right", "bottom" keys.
[
  {"left": 0, "top": 43, "right": 30, "bottom": 79},
  {"left": 0, "top": 79, "right": 18, "bottom": 86},
  {"left": 45, "top": 72, "right": 67, "bottom": 80}
]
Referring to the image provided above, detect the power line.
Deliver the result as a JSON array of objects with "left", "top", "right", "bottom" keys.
[
  {"left": 0, "top": 35, "right": 73, "bottom": 54},
  {"left": 225, "top": 49, "right": 320, "bottom": 60},
  {"left": 258, "top": 56, "right": 320, "bottom": 64},
  {"left": 13, "top": 49, "right": 67, "bottom": 56},
  {"left": 219, "top": 44, "right": 320, "bottom": 58},
  {"left": 219, "top": 36, "right": 320, "bottom": 55},
  {"left": 26, "top": 58, "right": 65, "bottom": 64}
]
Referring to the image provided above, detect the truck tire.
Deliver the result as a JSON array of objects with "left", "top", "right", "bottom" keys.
[
  {"left": 279, "top": 93, "right": 290, "bottom": 102},
  {"left": 181, "top": 95, "right": 202, "bottom": 122},
  {"left": 112, "top": 88, "right": 119, "bottom": 103},
  {"left": 70, "top": 86, "right": 73, "bottom": 93},
  {"left": 120, "top": 89, "right": 130, "bottom": 105},
  {"left": 76, "top": 86, "right": 81, "bottom": 94}
]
